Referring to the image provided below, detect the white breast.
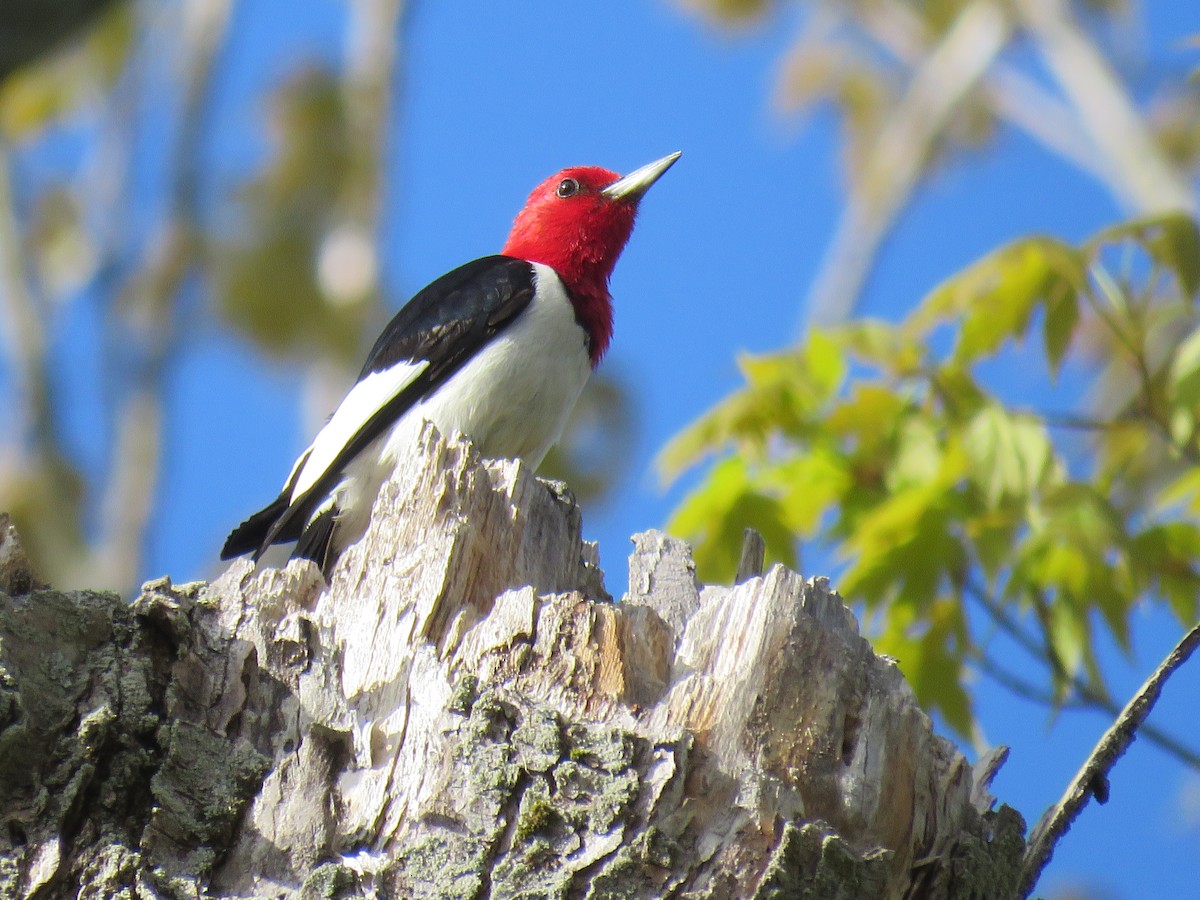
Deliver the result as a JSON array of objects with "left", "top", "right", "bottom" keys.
[
  {"left": 389, "top": 263, "right": 592, "bottom": 467},
  {"left": 302, "top": 264, "right": 592, "bottom": 545}
]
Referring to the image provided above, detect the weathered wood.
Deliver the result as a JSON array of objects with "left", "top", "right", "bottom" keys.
[{"left": 0, "top": 424, "right": 1024, "bottom": 898}]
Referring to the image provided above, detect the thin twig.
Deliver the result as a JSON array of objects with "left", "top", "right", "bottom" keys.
[{"left": 1018, "top": 618, "right": 1200, "bottom": 897}]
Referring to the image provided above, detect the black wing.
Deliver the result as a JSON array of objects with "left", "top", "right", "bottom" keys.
[{"left": 249, "top": 255, "right": 538, "bottom": 557}]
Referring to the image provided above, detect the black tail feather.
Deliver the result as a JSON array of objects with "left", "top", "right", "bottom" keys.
[
  {"left": 293, "top": 508, "right": 339, "bottom": 577},
  {"left": 220, "top": 493, "right": 292, "bottom": 560}
]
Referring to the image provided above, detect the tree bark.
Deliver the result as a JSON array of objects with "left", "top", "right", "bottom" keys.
[{"left": 0, "top": 426, "right": 1024, "bottom": 899}]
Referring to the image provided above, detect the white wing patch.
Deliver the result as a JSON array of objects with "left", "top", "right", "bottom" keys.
[{"left": 288, "top": 360, "right": 428, "bottom": 501}]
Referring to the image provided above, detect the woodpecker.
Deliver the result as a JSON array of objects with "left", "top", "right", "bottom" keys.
[{"left": 222, "top": 151, "right": 681, "bottom": 575}]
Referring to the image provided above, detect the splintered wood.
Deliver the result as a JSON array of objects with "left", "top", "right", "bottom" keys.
[
  {"left": 0, "top": 424, "right": 1022, "bottom": 899},
  {"left": 202, "top": 425, "right": 1021, "bottom": 898}
]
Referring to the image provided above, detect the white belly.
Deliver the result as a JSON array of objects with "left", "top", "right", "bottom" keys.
[
  {"left": 395, "top": 263, "right": 592, "bottom": 466},
  {"left": 323, "top": 264, "right": 592, "bottom": 543}
]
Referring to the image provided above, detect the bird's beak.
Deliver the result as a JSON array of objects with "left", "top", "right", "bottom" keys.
[{"left": 602, "top": 151, "right": 682, "bottom": 202}]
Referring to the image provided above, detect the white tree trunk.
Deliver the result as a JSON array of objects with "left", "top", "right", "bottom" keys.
[{"left": 0, "top": 426, "right": 1023, "bottom": 899}]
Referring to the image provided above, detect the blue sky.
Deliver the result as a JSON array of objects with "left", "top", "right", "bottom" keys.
[{"left": 31, "top": 0, "right": 1200, "bottom": 895}]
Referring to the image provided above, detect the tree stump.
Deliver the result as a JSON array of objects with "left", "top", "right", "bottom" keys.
[{"left": 0, "top": 426, "right": 1024, "bottom": 898}]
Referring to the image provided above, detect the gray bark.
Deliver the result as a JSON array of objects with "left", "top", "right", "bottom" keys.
[{"left": 0, "top": 425, "right": 1024, "bottom": 899}]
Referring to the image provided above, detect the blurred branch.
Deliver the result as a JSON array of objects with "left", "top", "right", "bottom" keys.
[
  {"left": 95, "top": 0, "right": 233, "bottom": 590},
  {"left": 805, "top": 0, "right": 1195, "bottom": 326},
  {"left": 1019, "top": 617, "right": 1200, "bottom": 897},
  {"left": 302, "top": 0, "right": 408, "bottom": 431},
  {"left": 806, "top": 0, "right": 1011, "bottom": 324},
  {"left": 861, "top": 0, "right": 1105, "bottom": 181},
  {"left": 0, "top": 140, "right": 91, "bottom": 583},
  {"left": 342, "top": 0, "right": 406, "bottom": 229},
  {"left": 0, "top": 141, "right": 49, "bottom": 451},
  {"left": 1013, "top": 0, "right": 1196, "bottom": 215}
]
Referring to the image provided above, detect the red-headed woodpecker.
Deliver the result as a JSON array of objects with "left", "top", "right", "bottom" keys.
[{"left": 222, "top": 151, "right": 681, "bottom": 574}]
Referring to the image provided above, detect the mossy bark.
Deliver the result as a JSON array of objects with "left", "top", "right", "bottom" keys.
[{"left": 0, "top": 430, "right": 1025, "bottom": 899}]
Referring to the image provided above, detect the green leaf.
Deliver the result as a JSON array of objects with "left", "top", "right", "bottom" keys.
[
  {"left": 1092, "top": 212, "right": 1200, "bottom": 300},
  {"left": 964, "top": 509, "right": 1020, "bottom": 583},
  {"left": 1130, "top": 523, "right": 1200, "bottom": 625},
  {"left": 916, "top": 237, "right": 1086, "bottom": 363},
  {"left": 667, "top": 455, "right": 797, "bottom": 583},
  {"left": 1046, "top": 595, "right": 1089, "bottom": 679},
  {"left": 963, "top": 405, "right": 1057, "bottom": 506},
  {"left": 1041, "top": 483, "right": 1125, "bottom": 552},
  {"left": 841, "top": 484, "right": 966, "bottom": 611},
  {"left": 1043, "top": 286, "right": 1079, "bottom": 376},
  {"left": 771, "top": 450, "right": 850, "bottom": 535},
  {"left": 840, "top": 319, "right": 925, "bottom": 375},
  {"left": 1169, "top": 327, "right": 1200, "bottom": 411}
]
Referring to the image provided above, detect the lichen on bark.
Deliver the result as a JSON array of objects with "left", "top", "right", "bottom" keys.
[{"left": 0, "top": 426, "right": 1025, "bottom": 898}]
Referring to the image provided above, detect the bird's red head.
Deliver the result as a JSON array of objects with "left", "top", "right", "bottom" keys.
[{"left": 502, "top": 152, "right": 680, "bottom": 364}]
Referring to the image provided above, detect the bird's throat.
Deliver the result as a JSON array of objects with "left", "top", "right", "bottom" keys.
[{"left": 565, "top": 281, "right": 613, "bottom": 367}]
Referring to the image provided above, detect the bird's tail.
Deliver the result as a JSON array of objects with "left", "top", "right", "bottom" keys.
[
  {"left": 223, "top": 494, "right": 343, "bottom": 579},
  {"left": 293, "top": 508, "right": 339, "bottom": 577},
  {"left": 220, "top": 493, "right": 291, "bottom": 560}
]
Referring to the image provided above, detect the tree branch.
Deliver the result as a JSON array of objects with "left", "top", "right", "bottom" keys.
[
  {"left": 1019, "top": 618, "right": 1200, "bottom": 896},
  {"left": 1013, "top": 0, "right": 1195, "bottom": 215},
  {"left": 805, "top": 0, "right": 1011, "bottom": 325},
  {"left": 95, "top": 0, "right": 232, "bottom": 590}
]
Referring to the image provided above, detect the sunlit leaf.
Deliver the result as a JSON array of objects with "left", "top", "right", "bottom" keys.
[
  {"left": 667, "top": 455, "right": 797, "bottom": 584},
  {"left": 1043, "top": 286, "right": 1079, "bottom": 376},
  {"left": 770, "top": 450, "right": 850, "bottom": 536},
  {"left": 916, "top": 238, "right": 1086, "bottom": 363},
  {"left": 841, "top": 484, "right": 966, "bottom": 611},
  {"left": 840, "top": 319, "right": 925, "bottom": 375},
  {"left": 1046, "top": 595, "right": 1088, "bottom": 679},
  {"left": 963, "top": 405, "right": 1057, "bottom": 506},
  {"left": 1092, "top": 212, "right": 1200, "bottom": 299},
  {"left": 1169, "top": 326, "right": 1200, "bottom": 410},
  {"left": 1131, "top": 523, "right": 1200, "bottom": 625}
]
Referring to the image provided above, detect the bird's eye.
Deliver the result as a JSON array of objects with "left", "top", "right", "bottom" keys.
[{"left": 556, "top": 178, "right": 580, "bottom": 199}]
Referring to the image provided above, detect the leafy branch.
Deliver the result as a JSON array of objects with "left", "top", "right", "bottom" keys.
[{"left": 664, "top": 212, "right": 1200, "bottom": 742}]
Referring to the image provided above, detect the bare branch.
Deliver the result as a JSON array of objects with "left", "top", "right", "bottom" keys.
[
  {"left": 1018, "top": 618, "right": 1200, "bottom": 897},
  {"left": 805, "top": 0, "right": 1011, "bottom": 325},
  {"left": 95, "top": 0, "right": 234, "bottom": 590},
  {"left": 1013, "top": 0, "right": 1196, "bottom": 215}
]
